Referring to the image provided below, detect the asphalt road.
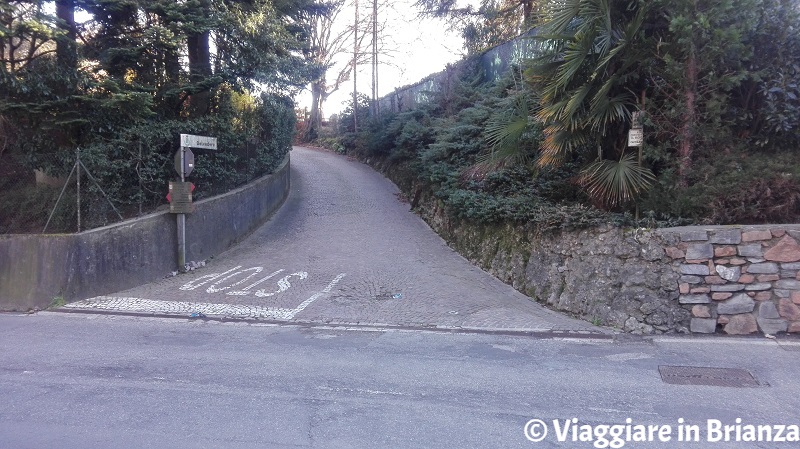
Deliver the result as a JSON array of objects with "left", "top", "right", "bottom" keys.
[
  {"left": 2, "top": 312, "right": 799, "bottom": 448},
  {"left": 63, "top": 146, "right": 595, "bottom": 333}
]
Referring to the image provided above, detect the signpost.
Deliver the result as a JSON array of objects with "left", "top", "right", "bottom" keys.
[
  {"left": 631, "top": 111, "right": 644, "bottom": 129},
  {"left": 174, "top": 148, "right": 195, "bottom": 178},
  {"left": 631, "top": 104, "right": 645, "bottom": 221},
  {"left": 180, "top": 134, "right": 217, "bottom": 150},
  {"left": 629, "top": 110, "right": 644, "bottom": 147},
  {"left": 168, "top": 182, "right": 194, "bottom": 214},
  {"left": 171, "top": 134, "right": 217, "bottom": 271},
  {"left": 628, "top": 128, "right": 643, "bottom": 147}
]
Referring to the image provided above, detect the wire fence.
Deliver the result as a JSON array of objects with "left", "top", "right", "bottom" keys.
[
  {"left": 378, "top": 28, "right": 543, "bottom": 114},
  {"left": 0, "top": 143, "right": 281, "bottom": 234}
]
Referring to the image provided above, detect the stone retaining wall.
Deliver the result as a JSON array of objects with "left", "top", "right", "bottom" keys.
[
  {"left": 380, "top": 164, "right": 800, "bottom": 336},
  {"left": 662, "top": 227, "right": 800, "bottom": 335},
  {"left": 362, "top": 24, "right": 800, "bottom": 335}
]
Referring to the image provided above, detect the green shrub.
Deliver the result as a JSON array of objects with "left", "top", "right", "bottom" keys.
[
  {"left": 2, "top": 84, "right": 294, "bottom": 233},
  {"left": 638, "top": 149, "right": 800, "bottom": 224},
  {"left": 335, "top": 53, "right": 800, "bottom": 230}
]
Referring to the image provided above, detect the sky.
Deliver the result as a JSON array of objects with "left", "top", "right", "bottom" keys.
[
  {"left": 65, "top": 0, "right": 476, "bottom": 118},
  {"left": 295, "top": 0, "right": 477, "bottom": 117}
]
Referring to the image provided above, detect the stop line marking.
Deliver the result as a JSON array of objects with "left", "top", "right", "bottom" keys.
[{"left": 63, "top": 273, "right": 347, "bottom": 320}]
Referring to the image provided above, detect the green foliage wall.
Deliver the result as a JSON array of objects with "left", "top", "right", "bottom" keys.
[
  {"left": 338, "top": 70, "right": 632, "bottom": 231},
  {"left": 338, "top": 0, "right": 800, "bottom": 229},
  {"left": 1, "top": 0, "right": 310, "bottom": 232}
]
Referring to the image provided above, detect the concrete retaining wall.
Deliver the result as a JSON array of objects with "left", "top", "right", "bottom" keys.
[{"left": 0, "top": 154, "right": 290, "bottom": 311}]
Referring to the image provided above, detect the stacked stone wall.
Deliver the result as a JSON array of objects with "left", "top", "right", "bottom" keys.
[{"left": 663, "top": 227, "right": 800, "bottom": 335}]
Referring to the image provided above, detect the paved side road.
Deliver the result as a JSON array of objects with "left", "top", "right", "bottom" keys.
[{"left": 63, "top": 146, "right": 599, "bottom": 334}]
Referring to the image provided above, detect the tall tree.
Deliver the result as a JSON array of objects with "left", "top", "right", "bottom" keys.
[
  {"left": 213, "top": 0, "right": 322, "bottom": 93},
  {"left": 647, "top": 0, "right": 776, "bottom": 185},
  {"left": 0, "top": 1, "right": 56, "bottom": 73},
  {"left": 415, "top": 0, "right": 539, "bottom": 53},
  {"left": 301, "top": 0, "right": 371, "bottom": 141},
  {"left": 187, "top": 0, "right": 213, "bottom": 80},
  {"left": 2, "top": 0, "right": 325, "bottom": 151},
  {"left": 185, "top": 0, "right": 214, "bottom": 116},
  {"left": 55, "top": 0, "right": 77, "bottom": 71}
]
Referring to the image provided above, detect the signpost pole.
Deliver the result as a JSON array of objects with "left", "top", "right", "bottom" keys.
[
  {"left": 76, "top": 147, "right": 81, "bottom": 232},
  {"left": 177, "top": 147, "right": 186, "bottom": 272},
  {"left": 172, "top": 134, "right": 215, "bottom": 272}
]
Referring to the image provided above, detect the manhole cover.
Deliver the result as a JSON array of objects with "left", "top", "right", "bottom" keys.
[{"left": 658, "top": 366, "right": 760, "bottom": 387}]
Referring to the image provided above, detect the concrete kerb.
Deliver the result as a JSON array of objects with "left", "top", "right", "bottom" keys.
[
  {"left": 30, "top": 308, "right": 800, "bottom": 346},
  {"left": 44, "top": 306, "right": 615, "bottom": 339}
]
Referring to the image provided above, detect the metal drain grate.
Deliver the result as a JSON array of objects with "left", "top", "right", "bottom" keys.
[{"left": 658, "top": 365, "right": 760, "bottom": 387}]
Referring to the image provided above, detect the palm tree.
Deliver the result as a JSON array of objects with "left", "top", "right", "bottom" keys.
[{"left": 527, "top": 0, "right": 656, "bottom": 207}]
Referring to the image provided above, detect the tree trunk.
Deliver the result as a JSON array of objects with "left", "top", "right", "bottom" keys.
[
  {"left": 187, "top": 32, "right": 212, "bottom": 79},
  {"left": 186, "top": 30, "right": 212, "bottom": 116},
  {"left": 161, "top": 48, "right": 183, "bottom": 116},
  {"left": 303, "top": 80, "right": 325, "bottom": 142},
  {"left": 55, "top": 0, "right": 77, "bottom": 71},
  {"left": 678, "top": 25, "right": 698, "bottom": 187},
  {"left": 165, "top": 49, "right": 181, "bottom": 84},
  {"left": 152, "top": 10, "right": 183, "bottom": 118},
  {"left": 522, "top": 0, "right": 534, "bottom": 27},
  {"left": 0, "top": 10, "right": 10, "bottom": 71},
  {"left": 186, "top": 0, "right": 212, "bottom": 116}
]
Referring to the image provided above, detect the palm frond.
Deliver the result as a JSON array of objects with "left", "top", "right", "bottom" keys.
[
  {"left": 563, "top": 83, "right": 592, "bottom": 120},
  {"left": 579, "top": 153, "right": 655, "bottom": 207},
  {"left": 481, "top": 95, "right": 533, "bottom": 167},
  {"left": 542, "top": 0, "right": 582, "bottom": 34}
]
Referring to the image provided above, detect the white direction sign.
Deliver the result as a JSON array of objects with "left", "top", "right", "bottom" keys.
[
  {"left": 628, "top": 128, "right": 644, "bottom": 147},
  {"left": 180, "top": 134, "right": 217, "bottom": 150}
]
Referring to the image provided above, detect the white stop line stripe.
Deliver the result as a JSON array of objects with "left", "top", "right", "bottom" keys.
[{"left": 64, "top": 273, "right": 347, "bottom": 321}]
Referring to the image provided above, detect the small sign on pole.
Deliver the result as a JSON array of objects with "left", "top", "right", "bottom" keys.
[
  {"left": 174, "top": 148, "right": 195, "bottom": 178},
  {"left": 180, "top": 134, "right": 217, "bottom": 150},
  {"left": 168, "top": 181, "right": 194, "bottom": 214},
  {"left": 628, "top": 128, "right": 644, "bottom": 147}
]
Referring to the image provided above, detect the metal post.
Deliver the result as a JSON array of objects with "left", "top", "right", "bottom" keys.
[
  {"left": 177, "top": 147, "right": 186, "bottom": 272},
  {"left": 76, "top": 147, "right": 81, "bottom": 232},
  {"left": 372, "top": 0, "right": 378, "bottom": 117},
  {"left": 353, "top": 0, "right": 359, "bottom": 132},
  {"left": 138, "top": 141, "right": 143, "bottom": 216},
  {"left": 636, "top": 90, "right": 646, "bottom": 221}
]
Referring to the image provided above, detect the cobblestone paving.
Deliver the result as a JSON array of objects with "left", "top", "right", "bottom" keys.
[{"left": 63, "top": 147, "right": 606, "bottom": 334}]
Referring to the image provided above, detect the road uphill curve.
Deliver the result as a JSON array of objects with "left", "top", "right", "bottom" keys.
[{"left": 63, "top": 146, "right": 600, "bottom": 335}]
